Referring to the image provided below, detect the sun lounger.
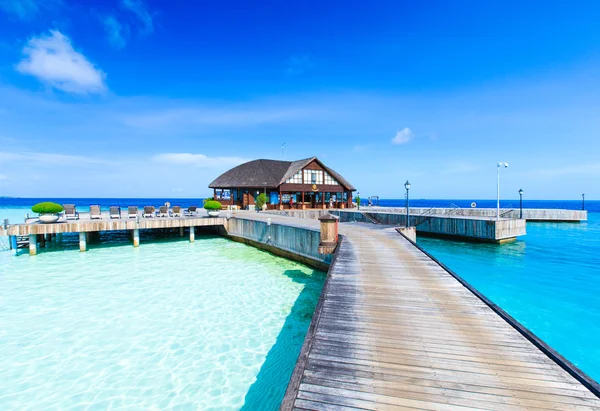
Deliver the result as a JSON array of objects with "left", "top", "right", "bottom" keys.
[
  {"left": 90, "top": 205, "right": 102, "bottom": 220},
  {"left": 63, "top": 204, "right": 79, "bottom": 220},
  {"left": 128, "top": 206, "right": 138, "bottom": 218},
  {"left": 143, "top": 206, "right": 155, "bottom": 218},
  {"left": 158, "top": 205, "right": 168, "bottom": 217},
  {"left": 109, "top": 206, "right": 121, "bottom": 219},
  {"left": 185, "top": 206, "right": 198, "bottom": 216},
  {"left": 171, "top": 206, "right": 182, "bottom": 217}
]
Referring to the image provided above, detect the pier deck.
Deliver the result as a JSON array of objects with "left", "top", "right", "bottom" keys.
[{"left": 281, "top": 222, "right": 600, "bottom": 410}]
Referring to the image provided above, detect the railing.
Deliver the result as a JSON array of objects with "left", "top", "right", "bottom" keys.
[
  {"left": 0, "top": 236, "right": 9, "bottom": 251},
  {"left": 500, "top": 205, "right": 514, "bottom": 218},
  {"left": 413, "top": 207, "right": 436, "bottom": 227},
  {"left": 362, "top": 213, "right": 380, "bottom": 224},
  {"left": 446, "top": 204, "right": 464, "bottom": 216}
]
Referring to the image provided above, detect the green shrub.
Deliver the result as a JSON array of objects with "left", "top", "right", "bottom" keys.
[
  {"left": 256, "top": 193, "right": 267, "bottom": 210},
  {"left": 203, "top": 200, "right": 222, "bottom": 211},
  {"left": 32, "top": 202, "right": 64, "bottom": 214},
  {"left": 203, "top": 197, "right": 214, "bottom": 204}
]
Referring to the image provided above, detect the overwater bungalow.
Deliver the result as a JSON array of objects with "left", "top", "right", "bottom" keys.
[{"left": 209, "top": 157, "right": 356, "bottom": 210}]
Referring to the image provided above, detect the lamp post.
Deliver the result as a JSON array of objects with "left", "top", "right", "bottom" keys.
[
  {"left": 518, "top": 188, "right": 523, "bottom": 219},
  {"left": 404, "top": 180, "right": 411, "bottom": 227},
  {"left": 357, "top": 191, "right": 360, "bottom": 210},
  {"left": 497, "top": 162, "right": 508, "bottom": 219},
  {"left": 582, "top": 193, "right": 585, "bottom": 211}
]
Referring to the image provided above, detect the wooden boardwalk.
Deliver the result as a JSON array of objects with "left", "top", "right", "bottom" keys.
[{"left": 282, "top": 224, "right": 600, "bottom": 410}]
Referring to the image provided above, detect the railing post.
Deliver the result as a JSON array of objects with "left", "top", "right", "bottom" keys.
[{"left": 318, "top": 214, "right": 339, "bottom": 254}]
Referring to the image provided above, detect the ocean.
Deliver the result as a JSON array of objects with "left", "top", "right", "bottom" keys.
[{"left": 1, "top": 198, "right": 599, "bottom": 385}]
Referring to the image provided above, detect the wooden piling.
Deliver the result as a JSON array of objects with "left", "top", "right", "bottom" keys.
[
  {"left": 133, "top": 228, "right": 140, "bottom": 247},
  {"left": 79, "top": 232, "right": 87, "bottom": 252},
  {"left": 28, "top": 234, "right": 37, "bottom": 256},
  {"left": 189, "top": 226, "right": 195, "bottom": 243}
]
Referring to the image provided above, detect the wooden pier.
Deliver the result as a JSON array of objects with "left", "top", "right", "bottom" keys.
[
  {"left": 279, "top": 221, "right": 600, "bottom": 409},
  {"left": 2, "top": 213, "right": 227, "bottom": 255}
]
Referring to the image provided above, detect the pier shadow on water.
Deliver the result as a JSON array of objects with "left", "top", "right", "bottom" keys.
[{"left": 240, "top": 268, "right": 324, "bottom": 411}]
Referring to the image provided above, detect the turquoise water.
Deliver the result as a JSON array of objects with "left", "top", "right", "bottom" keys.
[
  {"left": 417, "top": 212, "right": 600, "bottom": 383},
  {"left": 0, "top": 220, "right": 325, "bottom": 409}
]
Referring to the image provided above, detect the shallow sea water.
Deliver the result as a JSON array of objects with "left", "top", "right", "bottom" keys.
[{"left": 0, "top": 228, "right": 324, "bottom": 410}]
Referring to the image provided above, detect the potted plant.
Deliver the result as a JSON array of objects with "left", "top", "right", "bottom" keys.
[
  {"left": 32, "top": 202, "right": 64, "bottom": 223},
  {"left": 204, "top": 200, "right": 222, "bottom": 217},
  {"left": 256, "top": 193, "right": 268, "bottom": 212}
]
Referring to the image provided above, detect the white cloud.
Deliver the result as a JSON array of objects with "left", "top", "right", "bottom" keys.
[
  {"left": 101, "top": 15, "right": 129, "bottom": 49},
  {"left": 124, "top": 106, "right": 320, "bottom": 129},
  {"left": 0, "top": 0, "right": 60, "bottom": 20},
  {"left": 0, "top": 151, "right": 109, "bottom": 167},
  {"left": 0, "top": 173, "right": 8, "bottom": 180},
  {"left": 532, "top": 163, "right": 600, "bottom": 178},
  {"left": 16, "top": 30, "right": 106, "bottom": 94},
  {"left": 123, "top": 0, "right": 153, "bottom": 35},
  {"left": 152, "top": 153, "right": 247, "bottom": 168},
  {"left": 392, "top": 127, "right": 414, "bottom": 145}
]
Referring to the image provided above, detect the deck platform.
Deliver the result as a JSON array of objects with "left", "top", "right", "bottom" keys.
[{"left": 281, "top": 222, "right": 600, "bottom": 410}]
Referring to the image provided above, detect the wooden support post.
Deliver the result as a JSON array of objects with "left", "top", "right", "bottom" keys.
[
  {"left": 29, "top": 234, "right": 37, "bottom": 256},
  {"left": 39, "top": 234, "right": 46, "bottom": 249},
  {"left": 133, "top": 228, "right": 140, "bottom": 247},
  {"left": 190, "top": 226, "right": 195, "bottom": 243},
  {"left": 180, "top": 226, "right": 184, "bottom": 237},
  {"left": 79, "top": 232, "right": 87, "bottom": 252}
]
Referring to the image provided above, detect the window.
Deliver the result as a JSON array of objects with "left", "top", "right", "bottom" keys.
[
  {"left": 324, "top": 172, "right": 339, "bottom": 185},
  {"left": 215, "top": 189, "right": 231, "bottom": 200},
  {"left": 285, "top": 171, "right": 303, "bottom": 184},
  {"left": 303, "top": 169, "right": 323, "bottom": 185}
]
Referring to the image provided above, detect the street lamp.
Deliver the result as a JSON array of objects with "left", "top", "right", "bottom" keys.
[
  {"left": 518, "top": 188, "right": 524, "bottom": 219},
  {"left": 357, "top": 191, "right": 360, "bottom": 210},
  {"left": 582, "top": 193, "right": 585, "bottom": 211},
  {"left": 404, "top": 180, "right": 411, "bottom": 227},
  {"left": 497, "top": 162, "right": 508, "bottom": 219}
]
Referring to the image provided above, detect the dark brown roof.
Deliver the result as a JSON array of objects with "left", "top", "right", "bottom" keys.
[{"left": 209, "top": 157, "right": 355, "bottom": 190}]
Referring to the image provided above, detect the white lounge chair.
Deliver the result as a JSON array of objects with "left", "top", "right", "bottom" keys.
[
  {"left": 90, "top": 205, "right": 102, "bottom": 220},
  {"left": 158, "top": 205, "right": 169, "bottom": 217},
  {"left": 185, "top": 206, "right": 198, "bottom": 217},
  {"left": 63, "top": 204, "right": 79, "bottom": 220},
  {"left": 171, "top": 206, "right": 182, "bottom": 217},
  {"left": 143, "top": 206, "right": 155, "bottom": 218},
  {"left": 128, "top": 206, "right": 138, "bottom": 218},
  {"left": 109, "top": 206, "right": 121, "bottom": 219}
]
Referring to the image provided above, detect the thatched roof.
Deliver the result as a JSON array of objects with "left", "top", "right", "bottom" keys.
[{"left": 209, "top": 157, "right": 355, "bottom": 190}]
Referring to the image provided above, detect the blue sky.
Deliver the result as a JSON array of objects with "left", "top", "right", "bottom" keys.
[{"left": 1, "top": 1, "right": 599, "bottom": 199}]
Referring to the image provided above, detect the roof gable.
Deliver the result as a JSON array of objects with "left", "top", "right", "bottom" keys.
[{"left": 209, "top": 156, "right": 355, "bottom": 190}]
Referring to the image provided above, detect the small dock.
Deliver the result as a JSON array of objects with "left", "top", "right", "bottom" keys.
[
  {"left": 281, "top": 222, "right": 600, "bottom": 409},
  {"left": 267, "top": 209, "right": 528, "bottom": 243},
  {"left": 2, "top": 213, "right": 227, "bottom": 255}
]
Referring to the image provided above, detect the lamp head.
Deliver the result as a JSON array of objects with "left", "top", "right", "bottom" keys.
[
  {"left": 519, "top": 188, "right": 523, "bottom": 195},
  {"left": 497, "top": 162, "right": 508, "bottom": 168},
  {"left": 404, "top": 180, "right": 411, "bottom": 190}
]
